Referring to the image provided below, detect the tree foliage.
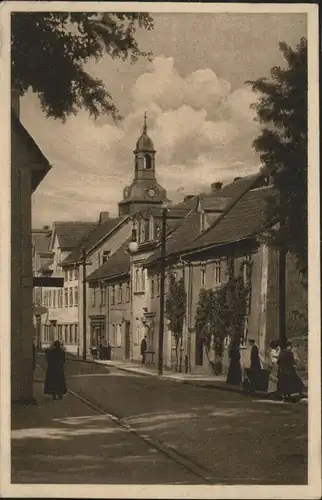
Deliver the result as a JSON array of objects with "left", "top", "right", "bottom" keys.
[
  {"left": 246, "top": 37, "right": 308, "bottom": 282},
  {"left": 11, "top": 12, "right": 154, "bottom": 120},
  {"left": 165, "top": 273, "right": 187, "bottom": 367}
]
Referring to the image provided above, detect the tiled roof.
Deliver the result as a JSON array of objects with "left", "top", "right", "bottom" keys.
[
  {"left": 199, "top": 195, "right": 230, "bottom": 212},
  {"left": 145, "top": 211, "right": 201, "bottom": 267},
  {"left": 146, "top": 175, "right": 275, "bottom": 264},
  {"left": 62, "top": 216, "right": 128, "bottom": 264},
  {"left": 39, "top": 258, "right": 53, "bottom": 273},
  {"left": 184, "top": 186, "right": 277, "bottom": 255},
  {"left": 32, "top": 230, "right": 52, "bottom": 254},
  {"left": 87, "top": 238, "right": 131, "bottom": 282},
  {"left": 54, "top": 221, "right": 97, "bottom": 251},
  {"left": 219, "top": 173, "right": 263, "bottom": 197}
]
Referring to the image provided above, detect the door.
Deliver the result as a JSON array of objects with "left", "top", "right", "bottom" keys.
[
  {"left": 124, "top": 321, "right": 131, "bottom": 359},
  {"left": 195, "top": 334, "right": 204, "bottom": 366}
]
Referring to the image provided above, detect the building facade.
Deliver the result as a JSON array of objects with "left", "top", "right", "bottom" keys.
[{"left": 11, "top": 93, "right": 51, "bottom": 403}]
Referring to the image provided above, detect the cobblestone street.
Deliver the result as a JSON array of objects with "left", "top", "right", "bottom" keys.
[{"left": 11, "top": 358, "right": 308, "bottom": 485}]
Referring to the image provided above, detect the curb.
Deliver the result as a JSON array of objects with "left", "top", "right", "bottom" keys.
[{"left": 65, "top": 356, "right": 308, "bottom": 403}]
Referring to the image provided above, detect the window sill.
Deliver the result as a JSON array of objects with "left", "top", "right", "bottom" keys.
[{"left": 133, "top": 290, "right": 145, "bottom": 295}]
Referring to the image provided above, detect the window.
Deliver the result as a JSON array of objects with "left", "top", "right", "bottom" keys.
[
  {"left": 125, "top": 282, "right": 130, "bottom": 302},
  {"left": 74, "top": 287, "right": 78, "bottom": 306},
  {"left": 64, "top": 270, "right": 68, "bottom": 282},
  {"left": 74, "top": 324, "right": 79, "bottom": 344},
  {"left": 227, "top": 258, "right": 234, "bottom": 280},
  {"left": 57, "top": 289, "right": 62, "bottom": 308},
  {"left": 68, "top": 270, "right": 73, "bottom": 282},
  {"left": 69, "top": 288, "right": 74, "bottom": 307},
  {"left": 102, "top": 251, "right": 111, "bottom": 263},
  {"left": 101, "top": 285, "right": 106, "bottom": 306},
  {"left": 92, "top": 287, "right": 96, "bottom": 307},
  {"left": 64, "top": 288, "right": 69, "bottom": 307},
  {"left": 73, "top": 268, "right": 79, "bottom": 280},
  {"left": 117, "top": 285, "right": 123, "bottom": 303},
  {"left": 200, "top": 212, "right": 207, "bottom": 232},
  {"left": 241, "top": 317, "right": 249, "bottom": 347},
  {"left": 151, "top": 277, "right": 155, "bottom": 298},
  {"left": 215, "top": 260, "right": 221, "bottom": 284},
  {"left": 52, "top": 290, "right": 56, "bottom": 308},
  {"left": 201, "top": 265, "right": 206, "bottom": 287},
  {"left": 69, "top": 324, "right": 73, "bottom": 344},
  {"left": 140, "top": 220, "right": 146, "bottom": 243},
  {"left": 116, "top": 324, "right": 122, "bottom": 347},
  {"left": 135, "top": 269, "right": 140, "bottom": 293},
  {"left": 58, "top": 325, "right": 63, "bottom": 341},
  {"left": 149, "top": 215, "right": 154, "bottom": 241},
  {"left": 64, "top": 325, "right": 68, "bottom": 344},
  {"left": 140, "top": 270, "right": 145, "bottom": 291},
  {"left": 111, "top": 324, "right": 116, "bottom": 345},
  {"left": 111, "top": 285, "right": 115, "bottom": 306},
  {"left": 156, "top": 274, "right": 160, "bottom": 296},
  {"left": 242, "top": 255, "right": 252, "bottom": 285}
]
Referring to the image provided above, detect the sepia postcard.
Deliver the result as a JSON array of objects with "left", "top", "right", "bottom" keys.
[{"left": 0, "top": 1, "right": 320, "bottom": 499}]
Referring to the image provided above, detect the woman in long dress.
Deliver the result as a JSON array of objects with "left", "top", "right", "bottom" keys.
[
  {"left": 267, "top": 340, "right": 280, "bottom": 394},
  {"left": 277, "top": 341, "right": 305, "bottom": 401},
  {"left": 226, "top": 341, "right": 242, "bottom": 386},
  {"left": 44, "top": 340, "right": 67, "bottom": 400}
]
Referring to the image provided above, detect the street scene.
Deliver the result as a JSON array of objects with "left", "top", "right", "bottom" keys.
[{"left": 7, "top": 3, "right": 320, "bottom": 497}]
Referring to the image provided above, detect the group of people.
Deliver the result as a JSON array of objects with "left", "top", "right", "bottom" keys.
[
  {"left": 90, "top": 341, "right": 112, "bottom": 360},
  {"left": 226, "top": 338, "right": 305, "bottom": 402}
]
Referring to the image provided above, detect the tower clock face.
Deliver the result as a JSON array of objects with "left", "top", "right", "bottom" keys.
[{"left": 148, "top": 187, "right": 156, "bottom": 198}]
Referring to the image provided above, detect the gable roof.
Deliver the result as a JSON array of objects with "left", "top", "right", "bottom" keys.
[
  {"left": 87, "top": 238, "right": 132, "bottom": 282},
  {"left": 62, "top": 216, "right": 129, "bottom": 265},
  {"left": 51, "top": 221, "right": 97, "bottom": 252},
  {"left": 11, "top": 109, "right": 52, "bottom": 191},
  {"left": 32, "top": 230, "right": 52, "bottom": 255},
  {"left": 183, "top": 186, "right": 277, "bottom": 254}
]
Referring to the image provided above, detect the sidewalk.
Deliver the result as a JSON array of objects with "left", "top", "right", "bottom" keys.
[
  {"left": 10, "top": 368, "right": 200, "bottom": 485},
  {"left": 67, "top": 354, "right": 308, "bottom": 401}
]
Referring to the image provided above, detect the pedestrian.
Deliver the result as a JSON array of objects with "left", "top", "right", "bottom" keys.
[
  {"left": 106, "top": 342, "right": 112, "bottom": 360},
  {"left": 277, "top": 341, "right": 305, "bottom": 402},
  {"left": 90, "top": 344, "right": 98, "bottom": 360},
  {"left": 226, "top": 340, "right": 242, "bottom": 386},
  {"left": 248, "top": 338, "right": 262, "bottom": 392},
  {"left": 44, "top": 340, "right": 67, "bottom": 400},
  {"left": 267, "top": 340, "right": 280, "bottom": 394},
  {"left": 140, "top": 335, "right": 147, "bottom": 365}
]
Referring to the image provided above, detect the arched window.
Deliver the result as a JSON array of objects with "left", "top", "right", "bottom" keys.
[{"left": 144, "top": 154, "right": 152, "bottom": 169}]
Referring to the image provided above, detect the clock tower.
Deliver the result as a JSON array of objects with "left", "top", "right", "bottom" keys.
[{"left": 118, "top": 113, "right": 169, "bottom": 216}]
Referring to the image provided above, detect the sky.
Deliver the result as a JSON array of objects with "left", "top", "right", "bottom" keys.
[{"left": 20, "top": 12, "right": 307, "bottom": 228}]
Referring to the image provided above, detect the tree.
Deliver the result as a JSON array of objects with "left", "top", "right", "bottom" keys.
[
  {"left": 165, "top": 273, "right": 187, "bottom": 372},
  {"left": 195, "top": 262, "right": 251, "bottom": 375},
  {"left": 246, "top": 38, "right": 308, "bottom": 283},
  {"left": 11, "top": 12, "right": 154, "bottom": 121}
]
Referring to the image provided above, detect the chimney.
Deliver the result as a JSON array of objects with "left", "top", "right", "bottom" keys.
[
  {"left": 211, "top": 182, "right": 223, "bottom": 192},
  {"left": 184, "top": 195, "right": 195, "bottom": 202},
  {"left": 234, "top": 177, "right": 242, "bottom": 182},
  {"left": 11, "top": 81, "right": 23, "bottom": 118},
  {"left": 99, "top": 211, "right": 110, "bottom": 225}
]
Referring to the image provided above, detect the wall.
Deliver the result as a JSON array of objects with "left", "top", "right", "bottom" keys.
[
  {"left": 11, "top": 127, "right": 34, "bottom": 402},
  {"left": 78, "top": 219, "right": 132, "bottom": 357}
]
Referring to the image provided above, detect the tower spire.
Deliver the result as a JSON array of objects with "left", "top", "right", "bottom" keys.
[{"left": 143, "top": 111, "right": 147, "bottom": 134}]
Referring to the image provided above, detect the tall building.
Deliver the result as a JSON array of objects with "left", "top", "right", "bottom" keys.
[{"left": 118, "top": 114, "right": 170, "bottom": 216}]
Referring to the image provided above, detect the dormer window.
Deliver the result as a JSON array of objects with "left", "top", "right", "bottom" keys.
[
  {"left": 200, "top": 211, "right": 207, "bottom": 232},
  {"left": 102, "top": 250, "right": 111, "bottom": 264}
]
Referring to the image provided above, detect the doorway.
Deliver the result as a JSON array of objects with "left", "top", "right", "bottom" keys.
[{"left": 124, "top": 321, "right": 131, "bottom": 359}]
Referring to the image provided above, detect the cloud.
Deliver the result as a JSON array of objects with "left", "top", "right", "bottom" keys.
[{"left": 26, "top": 55, "right": 262, "bottom": 227}]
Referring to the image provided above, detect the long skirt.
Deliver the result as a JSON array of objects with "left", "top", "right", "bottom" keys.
[
  {"left": 277, "top": 368, "right": 305, "bottom": 396},
  {"left": 44, "top": 367, "right": 67, "bottom": 395},
  {"left": 226, "top": 359, "right": 242, "bottom": 385},
  {"left": 267, "top": 363, "right": 278, "bottom": 393}
]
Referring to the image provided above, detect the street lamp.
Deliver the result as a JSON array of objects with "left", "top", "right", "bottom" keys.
[{"left": 158, "top": 204, "right": 168, "bottom": 376}]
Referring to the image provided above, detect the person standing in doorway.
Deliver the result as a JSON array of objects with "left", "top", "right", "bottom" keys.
[
  {"left": 140, "top": 335, "right": 147, "bottom": 365},
  {"left": 44, "top": 340, "right": 67, "bottom": 400}
]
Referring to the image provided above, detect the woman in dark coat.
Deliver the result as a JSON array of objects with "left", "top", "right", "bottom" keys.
[
  {"left": 277, "top": 341, "right": 305, "bottom": 401},
  {"left": 44, "top": 340, "right": 67, "bottom": 400},
  {"left": 226, "top": 341, "right": 242, "bottom": 385}
]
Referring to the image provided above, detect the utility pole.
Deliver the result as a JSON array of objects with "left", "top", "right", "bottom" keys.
[
  {"left": 82, "top": 247, "right": 87, "bottom": 360},
  {"left": 158, "top": 207, "right": 167, "bottom": 376},
  {"left": 279, "top": 211, "right": 287, "bottom": 350}
]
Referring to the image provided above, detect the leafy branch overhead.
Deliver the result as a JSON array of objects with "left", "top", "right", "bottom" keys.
[
  {"left": 246, "top": 37, "right": 307, "bottom": 282},
  {"left": 11, "top": 12, "right": 154, "bottom": 121}
]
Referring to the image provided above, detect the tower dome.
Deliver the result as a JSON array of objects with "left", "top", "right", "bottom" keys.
[{"left": 135, "top": 112, "right": 155, "bottom": 152}]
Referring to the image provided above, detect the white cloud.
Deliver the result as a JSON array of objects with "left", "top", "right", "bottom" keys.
[{"left": 26, "top": 55, "right": 262, "bottom": 227}]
